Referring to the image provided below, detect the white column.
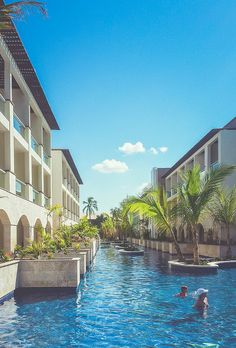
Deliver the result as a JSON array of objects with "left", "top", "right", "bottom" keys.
[{"left": 4, "top": 61, "right": 12, "bottom": 102}]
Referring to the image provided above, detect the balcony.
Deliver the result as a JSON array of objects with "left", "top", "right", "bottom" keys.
[
  {"left": 171, "top": 188, "right": 177, "bottom": 196},
  {"left": 14, "top": 114, "right": 26, "bottom": 139},
  {"left": 43, "top": 151, "right": 50, "bottom": 167},
  {"left": 16, "top": 179, "right": 26, "bottom": 198},
  {"left": 31, "top": 136, "right": 40, "bottom": 156},
  {"left": 33, "top": 189, "right": 40, "bottom": 205},
  {"left": 210, "top": 162, "right": 219, "bottom": 171},
  {"left": 0, "top": 169, "right": 5, "bottom": 189},
  {"left": 44, "top": 195, "right": 50, "bottom": 208}
]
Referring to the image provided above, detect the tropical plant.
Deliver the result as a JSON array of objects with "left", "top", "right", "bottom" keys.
[
  {"left": 0, "top": 249, "right": 12, "bottom": 262},
  {"left": 127, "top": 189, "right": 185, "bottom": 261},
  {"left": 176, "top": 164, "right": 235, "bottom": 264},
  {"left": 83, "top": 197, "right": 98, "bottom": 220},
  {"left": 0, "top": 1, "right": 46, "bottom": 29},
  {"left": 100, "top": 216, "right": 116, "bottom": 240},
  {"left": 72, "top": 216, "right": 99, "bottom": 240},
  {"left": 208, "top": 187, "right": 236, "bottom": 259}
]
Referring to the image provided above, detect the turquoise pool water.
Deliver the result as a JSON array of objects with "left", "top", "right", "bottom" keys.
[{"left": 1, "top": 246, "right": 236, "bottom": 347}]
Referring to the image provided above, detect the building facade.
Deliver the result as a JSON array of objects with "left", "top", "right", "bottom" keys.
[
  {"left": 0, "top": 24, "right": 57, "bottom": 251},
  {"left": 151, "top": 118, "right": 236, "bottom": 252},
  {"left": 52, "top": 149, "right": 82, "bottom": 229}
]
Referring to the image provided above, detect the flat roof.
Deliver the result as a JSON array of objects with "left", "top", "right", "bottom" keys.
[
  {"left": 162, "top": 116, "right": 236, "bottom": 179},
  {"left": 53, "top": 149, "right": 83, "bottom": 185},
  {"left": 0, "top": 2, "right": 59, "bottom": 130}
]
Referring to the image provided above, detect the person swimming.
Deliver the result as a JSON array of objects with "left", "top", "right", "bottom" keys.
[
  {"left": 175, "top": 285, "right": 188, "bottom": 298},
  {"left": 194, "top": 288, "right": 209, "bottom": 310}
]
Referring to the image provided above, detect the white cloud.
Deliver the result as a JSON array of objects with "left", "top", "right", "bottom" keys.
[
  {"left": 150, "top": 147, "right": 158, "bottom": 155},
  {"left": 159, "top": 146, "right": 168, "bottom": 153},
  {"left": 137, "top": 182, "right": 149, "bottom": 193},
  {"left": 119, "top": 141, "right": 146, "bottom": 155},
  {"left": 92, "top": 159, "right": 129, "bottom": 173}
]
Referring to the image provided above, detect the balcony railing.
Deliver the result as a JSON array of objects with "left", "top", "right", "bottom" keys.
[
  {"left": 31, "top": 136, "right": 40, "bottom": 155},
  {"left": 33, "top": 189, "right": 40, "bottom": 205},
  {"left": 16, "top": 179, "right": 26, "bottom": 198},
  {"left": 171, "top": 188, "right": 177, "bottom": 196},
  {"left": 0, "top": 93, "right": 6, "bottom": 116},
  {"left": 43, "top": 151, "right": 50, "bottom": 167},
  {"left": 0, "top": 169, "right": 6, "bottom": 189},
  {"left": 210, "top": 161, "right": 219, "bottom": 171},
  {"left": 13, "top": 114, "right": 26, "bottom": 139},
  {"left": 44, "top": 195, "right": 50, "bottom": 208}
]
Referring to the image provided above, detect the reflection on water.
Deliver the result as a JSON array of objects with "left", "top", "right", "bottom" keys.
[{"left": 0, "top": 246, "right": 236, "bottom": 347}]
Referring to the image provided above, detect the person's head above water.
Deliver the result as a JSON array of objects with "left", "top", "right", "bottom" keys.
[
  {"left": 195, "top": 288, "right": 208, "bottom": 298},
  {"left": 181, "top": 286, "right": 188, "bottom": 293}
]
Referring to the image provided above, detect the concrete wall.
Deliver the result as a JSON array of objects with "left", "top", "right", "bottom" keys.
[
  {"left": 130, "top": 238, "right": 236, "bottom": 258},
  {"left": 18, "top": 258, "right": 80, "bottom": 288},
  {"left": 0, "top": 260, "right": 19, "bottom": 299}
]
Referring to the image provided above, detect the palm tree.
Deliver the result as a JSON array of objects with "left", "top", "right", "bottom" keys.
[
  {"left": 83, "top": 197, "right": 98, "bottom": 220},
  {"left": 208, "top": 187, "right": 236, "bottom": 259},
  {"left": 0, "top": 1, "right": 46, "bottom": 29},
  {"left": 127, "top": 188, "right": 185, "bottom": 261},
  {"left": 176, "top": 164, "right": 235, "bottom": 264}
]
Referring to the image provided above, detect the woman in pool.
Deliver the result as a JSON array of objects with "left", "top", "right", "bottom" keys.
[
  {"left": 194, "top": 288, "right": 209, "bottom": 310},
  {"left": 175, "top": 285, "right": 188, "bottom": 298}
]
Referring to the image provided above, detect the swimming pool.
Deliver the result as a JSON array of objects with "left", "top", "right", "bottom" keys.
[{"left": 0, "top": 246, "right": 236, "bottom": 347}]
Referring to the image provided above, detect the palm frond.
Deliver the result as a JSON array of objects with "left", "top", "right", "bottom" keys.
[{"left": 0, "top": 1, "right": 46, "bottom": 29}]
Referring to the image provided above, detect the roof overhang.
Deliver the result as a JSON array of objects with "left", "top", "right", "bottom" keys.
[
  {"left": 0, "top": 1, "right": 59, "bottom": 130},
  {"left": 53, "top": 149, "right": 83, "bottom": 185}
]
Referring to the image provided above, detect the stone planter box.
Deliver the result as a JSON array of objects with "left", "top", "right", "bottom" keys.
[
  {"left": 168, "top": 260, "right": 218, "bottom": 274},
  {"left": 118, "top": 249, "right": 144, "bottom": 256},
  {"left": 80, "top": 248, "right": 91, "bottom": 267},
  {"left": 0, "top": 260, "right": 19, "bottom": 302},
  {"left": 18, "top": 258, "right": 80, "bottom": 288}
]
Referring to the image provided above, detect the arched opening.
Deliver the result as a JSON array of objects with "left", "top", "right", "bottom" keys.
[
  {"left": 0, "top": 209, "right": 11, "bottom": 251},
  {"left": 17, "top": 215, "right": 30, "bottom": 247},
  {"left": 197, "top": 223, "right": 205, "bottom": 243},
  {"left": 34, "top": 219, "right": 42, "bottom": 242},
  {"left": 45, "top": 221, "right": 51, "bottom": 236}
]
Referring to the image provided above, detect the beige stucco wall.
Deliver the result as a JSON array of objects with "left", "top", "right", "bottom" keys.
[
  {"left": 0, "top": 187, "right": 52, "bottom": 251},
  {"left": 19, "top": 258, "right": 80, "bottom": 288},
  {"left": 0, "top": 260, "right": 19, "bottom": 299}
]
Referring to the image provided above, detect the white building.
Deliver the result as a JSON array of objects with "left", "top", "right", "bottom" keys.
[
  {"left": 0, "top": 23, "right": 59, "bottom": 251},
  {"left": 152, "top": 117, "right": 236, "bottom": 246},
  {"left": 52, "top": 149, "right": 83, "bottom": 229}
]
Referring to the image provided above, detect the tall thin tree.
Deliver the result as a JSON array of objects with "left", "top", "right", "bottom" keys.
[
  {"left": 208, "top": 187, "right": 236, "bottom": 259},
  {"left": 176, "top": 164, "right": 235, "bottom": 264},
  {"left": 83, "top": 197, "right": 98, "bottom": 220},
  {"left": 127, "top": 189, "right": 185, "bottom": 261}
]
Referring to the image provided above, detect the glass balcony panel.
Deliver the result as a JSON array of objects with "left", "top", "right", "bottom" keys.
[
  {"left": 210, "top": 162, "right": 219, "bottom": 171},
  {"left": 0, "top": 169, "right": 5, "bottom": 189},
  {"left": 33, "top": 189, "right": 40, "bottom": 204},
  {"left": 44, "top": 196, "right": 50, "bottom": 208},
  {"left": 43, "top": 152, "right": 50, "bottom": 167},
  {"left": 16, "top": 179, "right": 26, "bottom": 198},
  {"left": 14, "top": 114, "right": 26, "bottom": 139},
  {"left": 31, "top": 136, "right": 40, "bottom": 155}
]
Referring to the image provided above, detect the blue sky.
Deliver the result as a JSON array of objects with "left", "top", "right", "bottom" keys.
[{"left": 14, "top": 0, "right": 236, "bottom": 212}]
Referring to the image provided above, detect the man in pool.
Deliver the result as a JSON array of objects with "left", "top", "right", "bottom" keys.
[
  {"left": 194, "top": 288, "right": 209, "bottom": 309},
  {"left": 175, "top": 285, "right": 188, "bottom": 298}
]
